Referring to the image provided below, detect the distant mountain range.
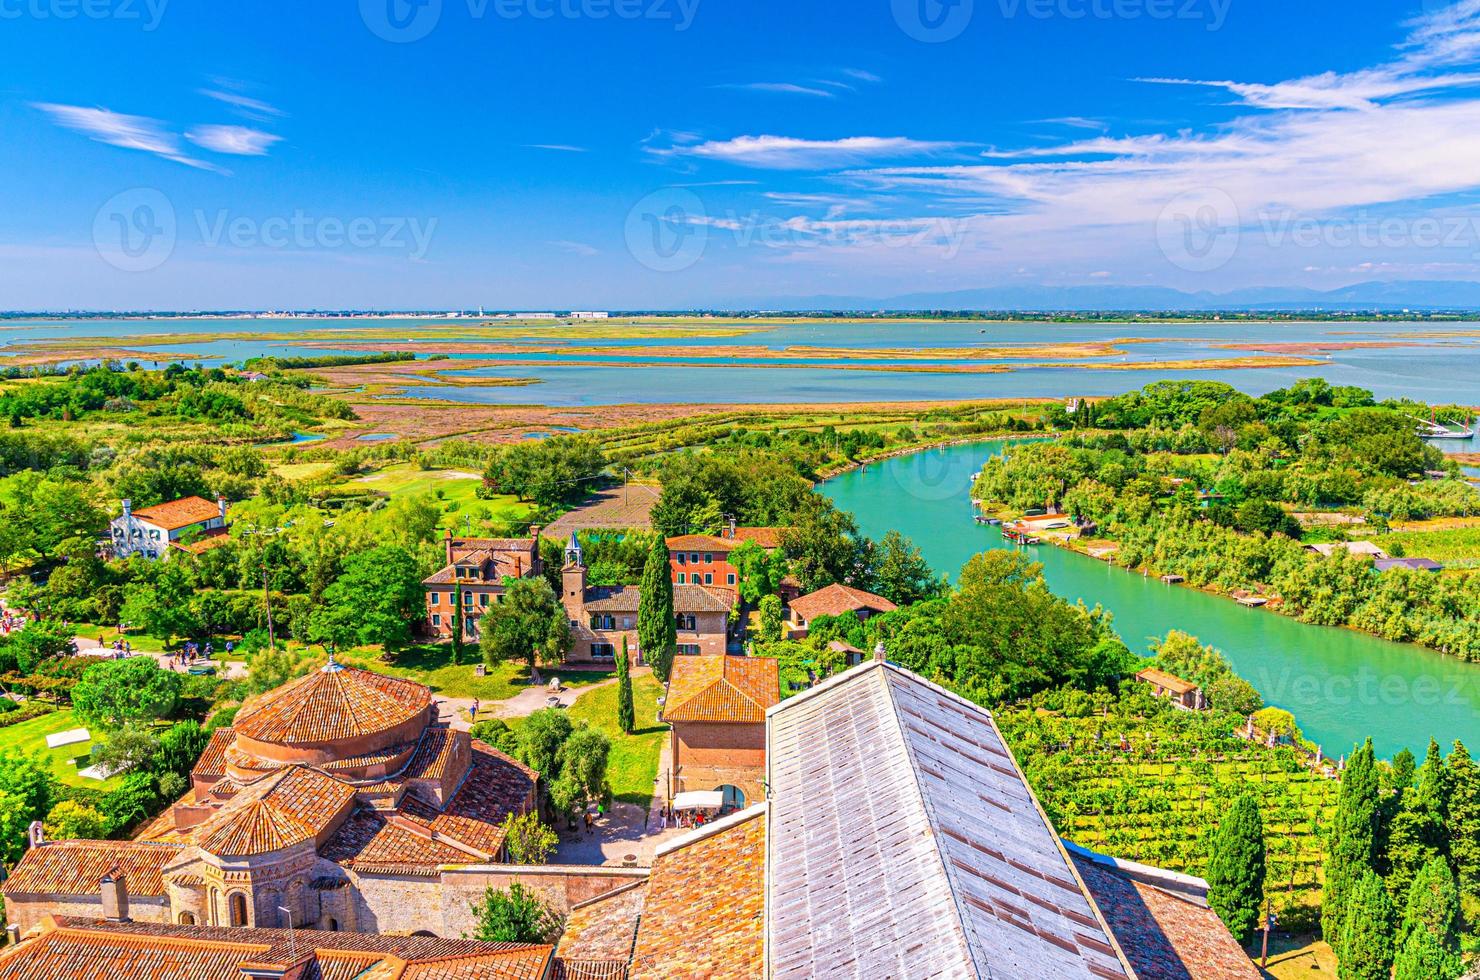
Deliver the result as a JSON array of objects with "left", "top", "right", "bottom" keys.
[{"left": 733, "top": 280, "right": 1480, "bottom": 312}]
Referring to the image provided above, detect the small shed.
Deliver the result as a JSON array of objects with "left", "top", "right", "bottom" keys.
[
  {"left": 1136, "top": 668, "right": 1204, "bottom": 711},
  {"left": 1374, "top": 557, "right": 1443, "bottom": 573}
]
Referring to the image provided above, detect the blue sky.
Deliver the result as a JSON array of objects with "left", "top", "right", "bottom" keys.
[{"left": 2, "top": 0, "right": 1478, "bottom": 309}]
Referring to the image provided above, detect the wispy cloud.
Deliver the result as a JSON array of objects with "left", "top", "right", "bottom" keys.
[
  {"left": 718, "top": 82, "right": 837, "bottom": 98},
  {"left": 199, "top": 88, "right": 284, "bottom": 120},
  {"left": 185, "top": 124, "right": 282, "bottom": 156},
  {"left": 653, "top": 135, "right": 965, "bottom": 170},
  {"left": 525, "top": 143, "right": 588, "bottom": 152},
  {"left": 550, "top": 239, "right": 599, "bottom": 256},
  {"left": 32, "top": 102, "right": 217, "bottom": 170},
  {"left": 842, "top": 68, "right": 882, "bottom": 83}
]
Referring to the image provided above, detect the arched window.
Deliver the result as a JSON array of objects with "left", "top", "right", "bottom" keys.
[
  {"left": 229, "top": 893, "right": 249, "bottom": 928},
  {"left": 178, "top": 912, "right": 197, "bottom": 926},
  {"left": 325, "top": 917, "right": 339, "bottom": 932}
]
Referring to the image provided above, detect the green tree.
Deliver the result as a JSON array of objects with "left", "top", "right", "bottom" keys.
[
  {"left": 1393, "top": 856, "right": 1463, "bottom": 980},
  {"left": 99, "top": 771, "right": 159, "bottom": 835},
  {"left": 310, "top": 545, "right": 424, "bottom": 652},
  {"left": 1444, "top": 740, "right": 1480, "bottom": 912},
  {"left": 1338, "top": 869, "right": 1395, "bottom": 980},
  {"left": 0, "top": 751, "right": 53, "bottom": 826},
  {"left": 450, "top": 584, "right": 467, "bottom": 666},
  {"left": 478, "top": 577, "right": 572, "bottom": 680},
  {"left": 551, "top": 725, "right": 610, "bottom": 821},
  {"left": 518, "top": 708, "right": 574, "bottom": 784},
  {"left": 780, "top": 496, "right": 865, "bottom": 592},
  {"left": 867, "top": 530, "right": 941, "bottom": 605},
  {"left": 758, "top": 594, "right": 783, "bottom": 643},
  {"left": 638, "top": 535, "right": 676, "bottom": 683},
  {"left": 470, "top": 882, "right": 563, "bottom": 944},
  {"left": 500, "top": 810, "right": 559, "bottom": 865},
  {"left": 616, "top": 635, "right": 635, "bottom": 735},
  {"left": 731, "top": 540, "right": 787, "bottom": 604},
  {"left": 1386, "top": 739, "right": 1446, "bottom": 905},
  {"left": 151, "top": 720, "right": 209, "bottom": 779},
  {"left": 43, "top": 800, "right": 107, "bottom": 840},
  {"left": 119, "top": 562, "right": 201, "bottom": 644},
  {"left": 1206, "top": 793, "right": 1265, "bottom": 946},
  {"left": 94, "top": 725, "right": 160, "bottom": 775},
  {"left": 72, "top": 657, "right": 183, "bottom": 730},
  {"left": 0, "top": 791, "right": 32, "bottom": 865},
  {"left": 1323, "top": 740, "right": 1380, "bottom": 952}
]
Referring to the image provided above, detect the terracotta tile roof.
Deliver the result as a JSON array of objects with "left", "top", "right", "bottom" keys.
[
  {"left": 787, "top": 583, "right": 897, "bottom": 622},
  {"left": 320, "top": 808, "right": 475, "bottom": 875},
  {"left": 195, "top": 766, "right": 357, "bottom": 857},
  {"left": 765, "top": 662, "right": 1132, "bottom": 979},
  {"left": 0, "top": 918, "right": 552, "bottom": 980},
  {"left": 582, "top": 584, "right": 733, "bottom": 614},
  {"left": 1072, "top": 855, "right": 1261, "bottom": 980},
  {"left": 3, "top": 840, "right": 184, "bottom": 899},
  {"left": 665, "top": 535, "right": 737, "bottom": 552},
  {"left": 1136, "top": 669, "right": 1199, "bottom": 696},
  {"left": 662, "top": 656, "right": 779, "bottom": 724},
  {"left": 233, "top": 665, "right": 432, "bottom": 745},
  {"left": 403, "top": 727, "right": 464, "bottom": 781},
  {"left": 192, "top": 726, "right": 234, "bottom": 780},
  {"left": 424, "top": 550, "right": 533, "bottom": 586},
  {"left": 170, "top": 530, "right": 231, "bottom": 556},
  {"left": 128, "top": 496, "right": 222, "bottom": 531},
  {"left": 558, "top": 880, "right": 646, "bottom": 962},
  {"left": 629, "top": 808, "right": 766, "bottom": 980},
  {"left": 728, "top": 526, "right": 784, "bottom": 549},
  {"left": 552, "top": 960, "right": 631, "bottom": 980}
]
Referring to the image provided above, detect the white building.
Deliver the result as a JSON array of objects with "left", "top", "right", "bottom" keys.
[
  {"left": 568, "top": 311, "right": 610, "bottom": 320},
  {"left": 109, "top": 496, "right": 229, "bottom": 560}
]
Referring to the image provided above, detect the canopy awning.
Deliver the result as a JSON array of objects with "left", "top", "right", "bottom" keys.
[{"left": 671, "top": 790, "right": 724, "bottom": 812}]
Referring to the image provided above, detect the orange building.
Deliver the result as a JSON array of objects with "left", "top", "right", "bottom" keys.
[
  {"left": 666, "top": 525, "right": 783, "bottom": 590},
  {"left": 421, "top": 531, "right": 543, "bottom": 640},
  {"left": 660, "top": 655, "right": 779, "bottom": 809}
]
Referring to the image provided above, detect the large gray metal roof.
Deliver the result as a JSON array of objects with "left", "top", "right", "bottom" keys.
[{"left": 764, "top": 662, "right": 1132, "bottom": 980}]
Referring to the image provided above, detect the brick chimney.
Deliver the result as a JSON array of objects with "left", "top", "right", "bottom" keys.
[
  {"left": 26, "top": 821, "right": 43, "bottom": 850},
  {"left": 217, "top": 496, "right": 228, "bottom": 521},
  {"left": 873, "top": 641, "right": 887, "bottom": 664},
  {"left": 100, "top": 871, "right": 130, "bottom": 922}
]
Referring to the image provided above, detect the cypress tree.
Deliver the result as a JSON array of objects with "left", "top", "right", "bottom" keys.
[
  {"left": 1445, "top": 740, "right": 1480, "bottom": 910},
  {"left": 1386, "top": 739, "right": 1447, "bottom": 906},
  {"left": 1392, "top": 856, "right": 1462, "bottom": 980},
  {"left": 451, "top": 585, "right": 466, "bottom": 666},
  {"left": 1206, "top": 793, "right": 1265, "bottom": 947},
  {"left": 616, "top": 635, "right": 635, "bottom": 735},
  {"left": 1377, "top": 747, "right": 1414, "bottom": 875},
  {"left": 1338, "top": 869, "right": 1395, "bottom": 980},
  {"left": 1323, "top": 740, "right": 1380, "bottom": 952},
  {"left": 638, "top": 535, "right": 677, "bottom": 684}
]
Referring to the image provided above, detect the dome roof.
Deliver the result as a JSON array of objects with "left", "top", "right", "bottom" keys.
[{"left": 233, "top": 664, "right": 433, "bottom": 746}]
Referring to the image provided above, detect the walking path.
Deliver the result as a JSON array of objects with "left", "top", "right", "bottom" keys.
[
  {"left": 436, "top": 669, "right": 645, "bottom": 730},
  {"left": 72, "top": 634, "right": 249, "bottom": 679}
]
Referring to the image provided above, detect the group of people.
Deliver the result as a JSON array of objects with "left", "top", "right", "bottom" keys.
[
  {"left": 107, "top": 638, "right": 135, "bottom": 659},
  {"left": 656, "top": 805, "right": 717, "bottom": 831},
  {"left": 166, "top": 639, "right": 233, "bottom": 670},
  {"left": 0, "top": 611, "right": 26, "bottom": 636}
]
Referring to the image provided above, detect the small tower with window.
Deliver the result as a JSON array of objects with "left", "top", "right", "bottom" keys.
[{"left": 562, "top": 533, "right": 587, "bottom": 603}]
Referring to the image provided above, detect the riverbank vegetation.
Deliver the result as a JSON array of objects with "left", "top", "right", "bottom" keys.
[{"left": 973, "top": 379, "right": 1480, "bottom": 658}]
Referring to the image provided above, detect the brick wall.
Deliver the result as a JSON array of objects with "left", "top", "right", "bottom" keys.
[
  {"left": 5, "top": 894, "right": 170, "bottom": 933},
  {"left": 671, "top": 721, "right": 766, "bottom": 802}
]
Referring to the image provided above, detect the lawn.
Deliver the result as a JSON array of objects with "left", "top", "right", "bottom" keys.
[
  {"left": 346, "top": 464, "right": 535, "bottom": 531},
  {"left": 562, "top": 673, "right": 667, "bottom": 811},
  {"left": 0, "top": 709, "right": 122, "bottom": 791},
  {"left": 336, "top": 644, "right": 616, "bottom": 702},
  {"left": 1373, "top": 523, "right": 1480, "bottom": 564}
]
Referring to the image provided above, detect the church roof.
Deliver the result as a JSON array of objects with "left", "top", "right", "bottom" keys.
[
  {"left": 233, "top": 665, "right": 431, "bottom": 745},
  {"left": 2, "top": 840, "right": 184, "bottom": 899},
  {"left": 194, "top": 766, "right": 357, "bottom": 858}
]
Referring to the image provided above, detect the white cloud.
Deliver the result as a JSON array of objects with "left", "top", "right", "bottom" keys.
[
  {"left": 32, "top": 102, "right": 217, "bottom": 170},
  {"left": 842, "top": 68, "right": 882, "bottom": 83},
  {"left": 199, "top": 89, "right": 284, "bottom": 119},
  {"left": 525, "top": 143, "right": 588, "bottom": 152},
  {"left": 550, "top": 240, "right": 599, "bottom": 256},
  {"left": 185, "top": 124, "right": 282, "bottom": 156},
  {"left": 719, "top": 82, "right": 837, "bottom": 98},
  {"left": 654, "top": 135, "right": 964, "bottom": 170}
]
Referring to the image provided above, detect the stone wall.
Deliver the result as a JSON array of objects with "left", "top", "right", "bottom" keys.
[{"left": 5, "top": 894, "right": 169, "bottom": 933}]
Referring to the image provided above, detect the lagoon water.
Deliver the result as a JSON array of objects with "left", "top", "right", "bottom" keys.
[
  {"left": 7, "top": 316, "right": 1480, "bottom": 405},
  {"left": 824, "top": 440, "right": 1480, "bottom": 758}
]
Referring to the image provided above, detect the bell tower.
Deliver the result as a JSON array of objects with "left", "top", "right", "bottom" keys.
[{"left": 562, "top": 533, "right": 587, "bottom": 604}]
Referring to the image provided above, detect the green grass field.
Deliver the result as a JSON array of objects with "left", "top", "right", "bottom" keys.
[
  {"left": 1376, "top": 524, "right": 1480, "bottom": 564},
  {"left": 337, "top": 644, "right": 616, "bottom": 702},
  {"left": 347, "top": 464, "right": 535, "bottom": 531},
  {"left": 0, "top": 709, "right": 122, "bottom": 791}
]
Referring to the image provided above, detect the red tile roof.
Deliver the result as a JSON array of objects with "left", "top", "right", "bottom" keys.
[
  {"left": 2, "top": 840, "right": 184, "bottom": 899},
  {"left": 194, "top": 766, "right": 357, "bottom": 857},
  {"left": 581, "top": 584, "right": 734, "bottom": 614},
  {"left": 233, "top": 665, "right": 432, "bottom": 745},
  {"left": 665, "top": 535, "right": 738, "bottom": 552},
  {"left": 1136, "top": 669, "right": 1199, "bottom": 696},
  {"left": 787, "top": 583, "right": 897, "bottom": 623},
  {"left": 629, "top": 810, "right": 766, "bottom": 980},
  {"left": 128, "top": 496, "right": 222, "bottom": 531},
  {"left": 0, "top": 918, "right": 552, "bottom": 980},
  {"left": 191, "top": 727, "right": 234, "bottom": 780},
  {"left": 558, "top": 881, "right": 647, "bottom": 963},
  {"left": 662, "top": 656, "right": 779, "bottom": 724},
  {"left": 729, "top": 527, "right": 784, "bottom": 549}
]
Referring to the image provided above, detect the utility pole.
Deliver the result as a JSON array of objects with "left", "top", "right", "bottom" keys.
[
  {"left": 262, "top": 564, "right": 276, "bottom": 653},
  {"left": 1260, "top": 896, "right": 1274, "bottom": 969}
]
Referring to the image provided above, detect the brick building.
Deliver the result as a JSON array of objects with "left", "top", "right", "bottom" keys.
[
  {"left": 665, "top": 525, "right": 783, "bottom": 589},
  {"left": 660, "top": 654, "right": 779, "bottom": 809},
  {"left": 421, "top": 531, "right": 543, "bottom": 640},
  {"left": 3, "top": 661, "right": 631, "bottom": 940},
  {"left": 560, "top": 535, "right": 732, "bottom": 664},
  {"left": 785, "top": 582, "right": 897, "bottom": 636}
]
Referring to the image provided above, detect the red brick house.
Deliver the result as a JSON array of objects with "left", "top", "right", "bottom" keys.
[
  {"left": 661, "top": 654, "right": 779, "bottom": 809},
  {"left": 666, "top": 525, "right": 784, "bottom": 590},
  {"left": 422, "top": 531, "right": 543, "bottom": 640},
  {"left": 561, "top": 535, "right": 733, "bottom": 664},
  {"left": 786, "top": 583, "right": 897, "bottom": 636}
]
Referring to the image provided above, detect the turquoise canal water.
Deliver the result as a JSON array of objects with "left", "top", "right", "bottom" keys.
[{"left": 823, "top": 440, "right": 1480, "bottom": 758}]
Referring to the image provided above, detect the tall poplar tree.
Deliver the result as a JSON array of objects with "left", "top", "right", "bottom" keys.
[
  {"left": 1206, "top": 793, "right": 1265, "bottom": 947},
  {"left": 616, "top": 635, "right": 635, "bottom": 735},
  {"left": 1338, "top": 869, "right": 1395, "bottom": 980},
  {"left": 1445, "top": 740, "right": 1480, "bottom": 909},
  {"left": 1392, "top": 856, "right": 1463, "bottom": 980},
  {"left": 1386, "top": 738, "right": 1447, "bottom": 905},
  {"left": 1323, "top": 740, "right": 1380, "bottom": 952},
  {"left": 638, "top": 535, "right": 677, "bottom": 683}
]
